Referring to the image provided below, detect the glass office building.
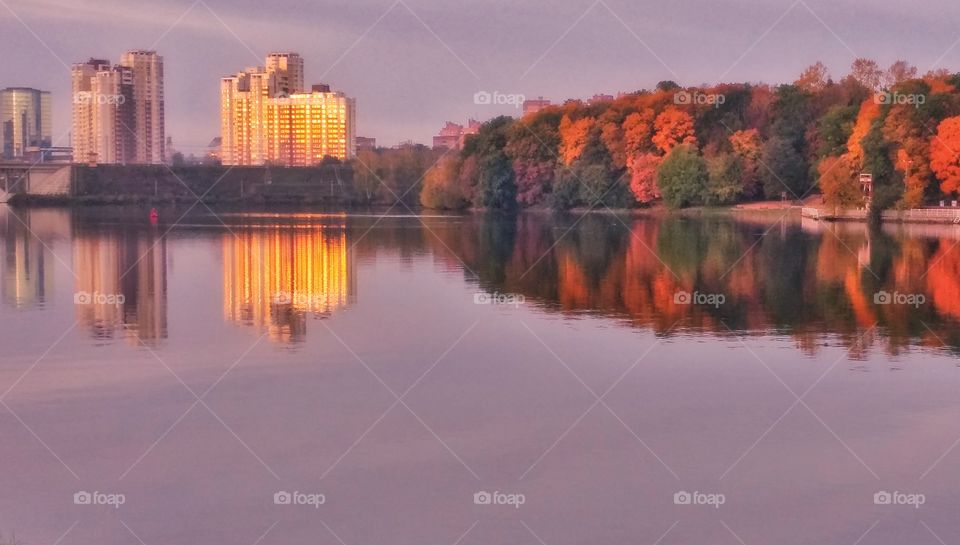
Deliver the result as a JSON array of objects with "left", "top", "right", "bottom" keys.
[{"left": 0, "top": 88, "right": 52, "bottom": 160}]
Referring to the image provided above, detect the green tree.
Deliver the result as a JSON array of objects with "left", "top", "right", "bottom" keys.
[
  {"left": 658, "top": 144, "right": 708, "bottom": 208},
  {"left": 760, "top": 135, "right": 808, "bottom": 199},
  {"left": 479, "top": 153, "right": 517, "bottom": 210},
  {"left": 815, "top": 104, "right": 858, "bottom": 157},
  {"left": 462, "top": 116, "right": 518, "bottom": 210},
  {"left": 704, "top": 153, "right": 743, "bottom": 205}
]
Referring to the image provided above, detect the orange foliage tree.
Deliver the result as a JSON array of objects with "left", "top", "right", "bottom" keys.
[
  {"left": 623, "top": 109, "right": 655, "bottom": 156},
  {"left": 627, "top": 153, "right": 662, "bottom": 203},
  {"left": 651, "top": 107, "right": 696, "bottom": 154},
  {"left": 846, "top": 99, "right": 880, "bottom": 167},
  {"left": 729, "top": 129, "right": 763, "bottom": 198},
  {"left": 883, "top": 95, "right": 934, "bottom": 208},
  {"left": 818, "top": 156, "right": 862, "bottom": 207},
  {"left": 559, "top": 115, "right": 595, "bottom": 166},
  {"left": 600, "top": 121, "right": 627, "bottom": 168},
  {"left": 931, "top": 116, "right": 960, "bottom": 195}
]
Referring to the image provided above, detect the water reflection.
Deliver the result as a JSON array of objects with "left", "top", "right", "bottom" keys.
[
  {"left": 1, "top": 208, "right": 63, "bottom": 308},
  {"left": 429, "top": 213, "right": 960, "bottom": 358},
  {"left": 223, "top": 224, "right": 355, "bottom": 344},
  {"left": 73, "top": 226, "right": 167, "bottom": 344},
  {"left": 2, "top": 207, "right": 960, "bottom": 355}
]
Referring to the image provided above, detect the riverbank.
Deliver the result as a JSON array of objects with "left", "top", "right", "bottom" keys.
[{"left": 802, "top": 206, "right": 960, "bottom": 224}]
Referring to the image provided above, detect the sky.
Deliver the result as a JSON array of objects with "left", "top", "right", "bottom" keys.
[{"left": 2, "top": 0, "right": 960, "bottom": 153}]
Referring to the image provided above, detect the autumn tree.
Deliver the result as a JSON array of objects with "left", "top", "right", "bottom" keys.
[
  {"left": 600, "top": 121, "right": 627, "bottom": 168},
  {"left": 628, "top": 153, "right": 662, "bottom": 204},
  {"left": 881, "top": 80, "right": 939, "bottom": 208},
  {"left": 420, "top": 155, "right": 469, "bottom": 209},
  {"left": 884, "top": 60, "right": 918, "bottom": 89},
  {"left": 850, "top": 58, "right": 883, "bottom": 91},
  {"left": 559, "top": 115, "right": 596, "bottom": 165},
  {"left": 931, "top": 116, "right": 960, "bottom": 195},
  {"left": 652, "top": 107, "right": 697, "bottom": 154},
  {"left": 818, "top": 156, "right": 863, "bottom": 207},
  {"left": 845, "top": 99, "right": 881, "bottom": 167},
  {"left": 506, "top": 112, "right": 561, "bottom": 206},
  {"left": 623, "top": 109, "right": 656, "bottom": 156},
  {"left": 796, "top": 62, "right": 830, "bottom": 92},
  {"left": 730, "top": 128, "right": 763, "bottom": 198}
]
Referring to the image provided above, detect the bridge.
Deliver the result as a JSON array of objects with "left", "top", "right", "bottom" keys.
[{"left": 0, "top": 162, "right": 73, "bottom": 202}]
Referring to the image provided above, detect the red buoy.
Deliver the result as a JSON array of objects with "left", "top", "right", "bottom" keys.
[{"left": 149, "top": 208, "right": 159, "bottom": 225}]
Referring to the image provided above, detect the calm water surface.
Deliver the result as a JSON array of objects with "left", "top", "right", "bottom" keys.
[{"left": 2, "top": 205, "right": 960, "bottom": 545}]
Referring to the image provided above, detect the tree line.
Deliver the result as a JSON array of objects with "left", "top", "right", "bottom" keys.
[{"left": 409, "top": 59, "right": 960, "bottom": 211}]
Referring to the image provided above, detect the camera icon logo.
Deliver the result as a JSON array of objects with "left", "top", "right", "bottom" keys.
[
  {"left": 74, "top": 491, "right": 92, "bottom": 505},
  {"left": 474, "top": 491, "right": 492, "bottom": 505},
  {"left": 273, "top": 292, "right": 292, "bottom": 305},
  {"left": 674, "top": 291, "right": 691, "bottom": 305},
  {"left": 673, "top": 491, "right": 692, "bottom": 505},
  {"left": 274, "top": 491, "right": 292, "bottom": 505},
  {"left": 74, "top": 291, "right": 92, "bottom": 305},
  {"left": 873, "top": 491, "right": 892, "bottom": 505},
  {"left": 474, "top": 91, "right": 492, "bottom": 105},
  {"left": 874, "top": 291, "right": 891, "bottom": 305},
  {"left": 673, "top": 91, "right": 692, "bottom": 105},
  {"left": 473, "top": 292, "right": 490, "bottom": 305},
  {"left": 875, "top": 92, "right": 892, "bottom": 105}
]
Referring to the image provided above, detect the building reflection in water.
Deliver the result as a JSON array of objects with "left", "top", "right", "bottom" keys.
[
  {"left": 72, "top": 229, "right": 168, "bottom": 344},
  {"left": 1, "top": 209, "right": 63, "bottom": 309},
  {"left": 223, "top": 225, "right": 355, "bottom": 344}
]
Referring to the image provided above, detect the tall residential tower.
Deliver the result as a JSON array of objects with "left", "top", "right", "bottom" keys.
[
  {"left": 221, "top": 53, "right": 355, "bottom": 166},
  {"left": 71, "top": 51, "right": 164, "bottom": 165}
]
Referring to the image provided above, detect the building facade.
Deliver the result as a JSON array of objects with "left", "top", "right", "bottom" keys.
[
  {"left": 221, "top": 53, "right": 355, "bottom": 166},
  {"left": 71, "top": 51, "right": 164, "bottom": 165},
  {"left": 432, "top": 119, "right": 481, "bottom": 151},
  {"left": 355, "top": 136, "right": 376, "bottom": 152},
  {"left": 522, "top": 97, "right": 551, "bottom": 116},
  {"left": 1, "top": 87, "right": 52, "bottom": 160}
]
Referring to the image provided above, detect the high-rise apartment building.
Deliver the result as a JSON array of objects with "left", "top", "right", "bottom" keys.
[
  {"left": 71, "top": 51, "right": 164, "bottom": 165},
  {"left": 0, "top": 87, "right": 52, "bottom": 160},
  {"left": 265, "top": 52, "right": 304, "bottom": 96},
  {"left": 121, "top": 51, "right": 165, "bottom": 164},
  {"left": 221, "top": 54, "right": 355, "bottom": 166}
]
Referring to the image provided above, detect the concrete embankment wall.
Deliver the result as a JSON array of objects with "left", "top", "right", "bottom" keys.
[
  {"left": 72, "top": 164, "right": 357, "bottom": 204},
  {"left": 12, "top": 164, "right": 358, "bottom": 205},
  {"left": 802, "top": 207, "right": 960, "bottom": 224}
]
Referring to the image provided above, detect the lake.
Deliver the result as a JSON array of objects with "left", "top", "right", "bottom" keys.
[{"left": 1, "top": 205, "right": 959, "bottom": 545}]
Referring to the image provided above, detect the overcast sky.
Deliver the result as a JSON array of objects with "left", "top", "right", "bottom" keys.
[{"left": 3, "top": 0, "right": 960, "bottom": 152}]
